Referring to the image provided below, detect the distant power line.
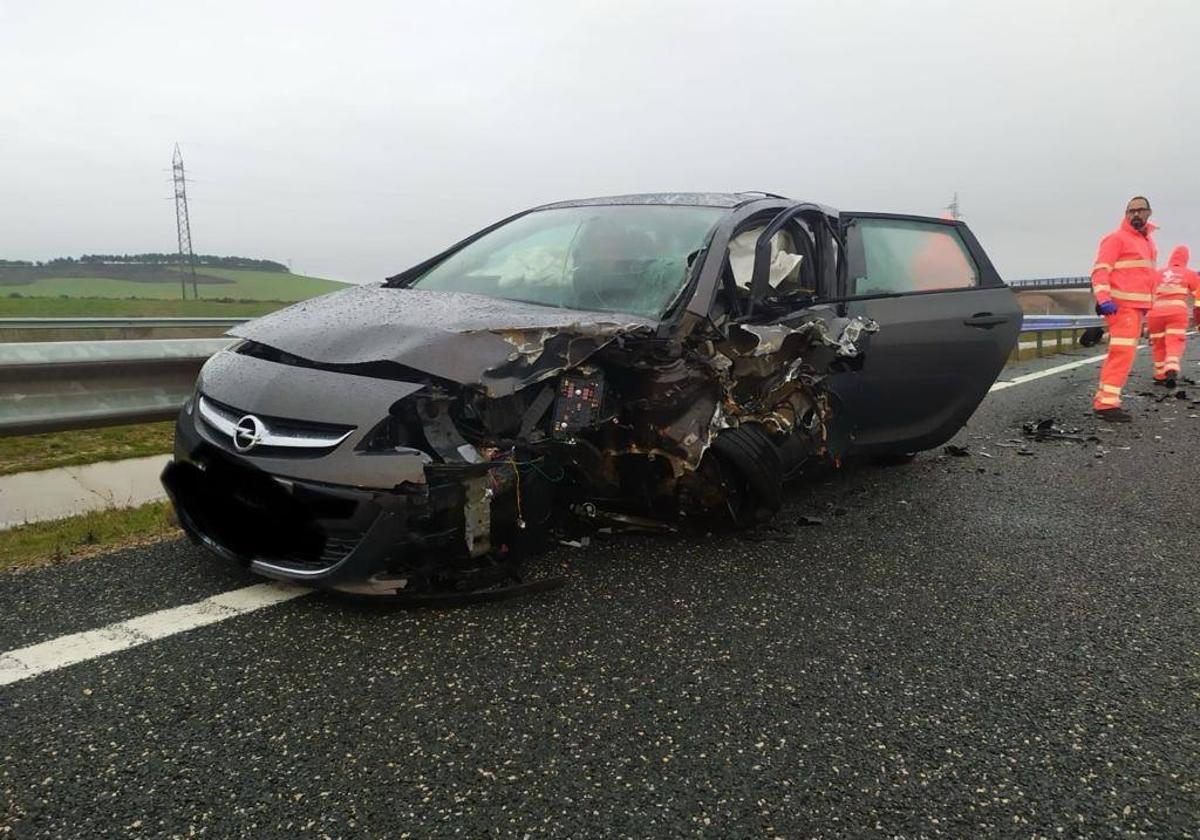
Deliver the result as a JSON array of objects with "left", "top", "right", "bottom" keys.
[
  {"left": 172, "top": 143, "right": 198, "bottom": 300},
  {"left": 945, "top": 192, "right": 962, "bottom": 221}
]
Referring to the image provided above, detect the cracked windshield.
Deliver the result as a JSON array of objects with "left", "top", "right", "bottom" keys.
[{"left": 409, "top": 204, "right": 723, "bottom": 318}]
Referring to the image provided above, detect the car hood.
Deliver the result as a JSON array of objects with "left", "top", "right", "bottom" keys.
[{"left": 229, "top": 283, "right": 658, "bottom": 395}]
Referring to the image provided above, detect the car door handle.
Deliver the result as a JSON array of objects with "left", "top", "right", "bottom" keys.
[{"left": 963, "top": 313, "right": 1008, "bottom": 328}]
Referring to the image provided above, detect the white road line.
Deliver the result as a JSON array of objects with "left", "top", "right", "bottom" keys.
[
  {"left": 989, "top": 351, "right": 1110, "bottom": 391},
  {"left": 0, "top": 341, "right": 1161, "bottom": 687},
  {"left": 990, "top": 329, "right": 1194, "bottom": 392},
  {"left": 0, "top": 582, "right": 310, "bottom": 687}
]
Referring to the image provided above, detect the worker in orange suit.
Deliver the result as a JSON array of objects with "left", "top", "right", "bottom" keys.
[
  {"left": 1147, "top": 245, "right": 1200, "bottom": 388},
  {"left": 1091, "top": 196, "right": 1158, "bottom": 422}
]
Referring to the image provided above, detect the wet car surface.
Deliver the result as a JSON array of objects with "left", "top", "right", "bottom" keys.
[{"left": 162, "top": 193, "right": 1021, "bottom": 597}]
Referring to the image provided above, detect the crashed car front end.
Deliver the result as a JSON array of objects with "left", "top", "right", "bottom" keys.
[{"left": 165, "top": 301, "right": 872, "bottom": 597}]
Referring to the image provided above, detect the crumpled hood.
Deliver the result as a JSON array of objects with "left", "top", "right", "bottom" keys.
[
  {"left": 229, "top": 283, "right": 657, "bottom": 395},
  {"left": 1168, "top": 245, "right": 1189, "bottom": 268}
]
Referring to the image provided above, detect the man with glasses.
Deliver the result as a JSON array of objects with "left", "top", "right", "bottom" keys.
[{"left": 1090, "top": 196, "right": 1158, "bottom": 422}]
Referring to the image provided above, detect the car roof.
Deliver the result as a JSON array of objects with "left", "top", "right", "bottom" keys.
[{"left": 533, "top": 192, "right": 789, "bottom": 210}]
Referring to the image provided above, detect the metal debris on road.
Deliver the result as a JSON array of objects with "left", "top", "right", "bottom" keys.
[{"left": 1021, "top": 418, "right": 1099, "bottom": 444}]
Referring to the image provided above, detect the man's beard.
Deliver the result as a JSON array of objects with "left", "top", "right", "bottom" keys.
[{"left": 1131, "top": 217, "right": 1146, "bottom": 231}]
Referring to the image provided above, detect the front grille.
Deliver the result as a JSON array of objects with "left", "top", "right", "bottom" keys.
[
  {"left": 278, "top": 531, "right": 363, "bottom": 572},
  {"left": 198, "top": 395, "right": 355, "bottom": 456}
]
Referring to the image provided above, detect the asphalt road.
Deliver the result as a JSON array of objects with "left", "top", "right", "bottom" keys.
[{"left": 2, "top": 347, "right": 1198, "bottom": 838}]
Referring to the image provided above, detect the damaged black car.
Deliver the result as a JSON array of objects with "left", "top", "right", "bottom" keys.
[{"left": 163, "top": 193, "right": 1020, "bottom": 597}]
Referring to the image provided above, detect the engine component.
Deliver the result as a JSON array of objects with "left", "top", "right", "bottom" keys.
[{"left": 551, "top": 373, "right": 606, "bottom": 437}]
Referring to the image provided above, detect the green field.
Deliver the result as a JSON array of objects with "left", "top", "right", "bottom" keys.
[
  {"left": 0, "top": 296, "right": 289, "bottom": 317},
  {"left": 1, "top": 267, "right": 347, "bottom": 302}
]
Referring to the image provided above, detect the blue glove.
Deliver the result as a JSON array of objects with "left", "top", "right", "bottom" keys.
[{"left": 1098, "top": 300, "right": 1118, "bottom": 316}]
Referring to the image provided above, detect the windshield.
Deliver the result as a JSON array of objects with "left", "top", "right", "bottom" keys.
[{"left": 408, "top": 205, "right": 724, "bottom": 319}]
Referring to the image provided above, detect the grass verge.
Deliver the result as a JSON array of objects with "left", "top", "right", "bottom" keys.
[
  {"left": 0, "top": 268, "right": 346, "bottom": 301},
  {"left": 0, "top": 500, "right": 179, "bottom": 573},
  {"left": 0, "top": 422, "right": 175, "bottom": 477}
]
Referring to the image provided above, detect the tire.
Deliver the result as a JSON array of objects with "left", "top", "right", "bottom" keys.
[
  {"left": 710, "top": 424, "right": 783, "bottom": 526},
  {"left": 1079, "top": 327, "right": 1104, "bottom": 348}
]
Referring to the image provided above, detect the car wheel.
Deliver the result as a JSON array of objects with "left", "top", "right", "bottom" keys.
[
  {"left": 710, "top": 424, "right": 783, "bottom": 527},
  {"left": 1079, "top": 327, "right": 1104, "bottom": 348}
]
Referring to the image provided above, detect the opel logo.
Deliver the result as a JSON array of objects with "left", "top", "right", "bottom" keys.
[{"left": 233, "top": 415, "right": 266, "bottom": 452}]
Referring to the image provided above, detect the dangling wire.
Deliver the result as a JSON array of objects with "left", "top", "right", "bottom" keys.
[{"left": 509, "top": 453, "right": 526, "bottom": 529}]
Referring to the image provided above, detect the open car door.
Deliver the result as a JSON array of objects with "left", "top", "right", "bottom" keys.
[{"left": 826, "top": 213, "right": 1020, "bottom": 456}]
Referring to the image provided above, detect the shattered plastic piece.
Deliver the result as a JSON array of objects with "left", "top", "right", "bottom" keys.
[
  {"left": 590, "top": 511, "right": 676, "bottom": 534},
  {"left": 943, "top": 444, "right": 970, "bottom": 457},
  {"left": 1022, "top": 418, "right": 1089, "bottom": 443},
  {"left": 796, "top": 514, "right": 824, "bottom": 527},
  {"left": 829, "top": 317, "right": 880, "bottom": 358}
]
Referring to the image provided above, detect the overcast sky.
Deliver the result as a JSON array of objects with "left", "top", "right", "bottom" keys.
[{"left": 3, "top": 0, "right": 1197, "bottom": 283}]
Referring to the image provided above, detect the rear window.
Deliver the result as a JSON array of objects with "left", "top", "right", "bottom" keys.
[{"left": 848, "top": 219, "right": 978, "bottom": 295}]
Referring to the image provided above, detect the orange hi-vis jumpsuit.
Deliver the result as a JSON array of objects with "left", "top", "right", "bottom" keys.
[
  {"left": 1091, "top": 218, "right": 1158, "bottom": 410},
  {"left": 1148, "top": 245, "right": 1200, "bottom": 381}
]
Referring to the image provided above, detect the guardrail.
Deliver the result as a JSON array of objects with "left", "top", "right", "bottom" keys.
[
  {"left": 1014, "top": 314, "right": 1104, "bottom": 360},
  {"left": 1020, "top": 314, "right": 1103, "bottom": 330},
  {"left": 0, "top": 314, "right": 1109, "bottom": 438},
  {"left": 1008, "top": 277, "right": 1092, "bottom": 289},
  {"left": 0, "top": 338, "right": 233, "bottom": 436}
]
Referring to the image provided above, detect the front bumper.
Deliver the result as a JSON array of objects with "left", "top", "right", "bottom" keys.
[{"left": 163, "top": 408, "right": 477, "bottom": 595}]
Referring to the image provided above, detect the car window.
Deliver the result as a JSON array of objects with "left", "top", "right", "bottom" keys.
[
  {"left": 408, "top": 205, "right": 723, "bottom": 319},
  {"left": 849, "top": 219, "right": 978, "bottom": 295}
]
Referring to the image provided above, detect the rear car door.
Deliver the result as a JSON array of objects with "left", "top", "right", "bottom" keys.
[{"left": 826, "top": 213, "right": 1020, "bottom": 455}]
